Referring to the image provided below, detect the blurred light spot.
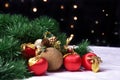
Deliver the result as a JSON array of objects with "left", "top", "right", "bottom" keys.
[
  {"left": 43, "top": 0, "right": 47, "bottom": 2},
  {"left": 32, "top": 7, "right": 37, "bottom": 12},
  {"left": 114, "top": 21, "right": 118, "bottom": 25},
  {"left": 73, "top": 16, "right": 77, "bottom": 20},
  {"left": 70, "top": 24, "right": 74, "bottom": 28},
  {"left": 91, "top": 30, "right": 94, "bottom": 34},
  {"left": 114, "top": 32, "right": 118, "bottom": 35},
  {"left": 105, "top": 14, "right": 109, "bottom": 16},
  {"left": 5, "top": 3, "right": 9, "bottom": 8},
  {"left": 60, "top": 5, "right": 64, "bottom": 9},
  {"left": 102, "top": 9, "right": 105, "bottom": 12},
  {"left": 21, "top": 0, "right": 24, "bottom": 2},
  {"left": 102, "top": 33, "right": 105, "bottom": 36},
  {"left": 60, "top": 18, "right": 64, "bottom": 21},
  {"left": 73, "top": 5, "right": 78, "bottom": 9},
  {"left": 95, "top": 20, "right": 99, "bottom": 24}
]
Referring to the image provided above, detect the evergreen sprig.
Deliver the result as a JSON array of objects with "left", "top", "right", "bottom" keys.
[
  {"left": 10, "top": 14, "right": 29, "bottom": 24},
  {"left": 0, "top": 36, "right": 20, "bottom": 59},
  {"left": 0, "top": 14, "right": 12, "bottom": 35},
  {"left": 6, "top": 22, "right": 32, "bottom": 42},
  {"left": 31, "top": 16, "right": 60, "bottom": 35},
  {"left": 57, "top": 33, "right": 67, "bottom": 47},
  {"left": 0, "top": 57, "right": 31, "bottom": 80},
  {"left": 75, "top": 39, "right": 91, "bottom": 56}
]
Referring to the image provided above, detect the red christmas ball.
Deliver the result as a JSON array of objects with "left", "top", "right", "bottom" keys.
[
  {"left": 81, "top": 52, "right": 96, "bottom": 70},
  {"left": 64, "top": 53, "right": 81, "bottom": 71},
  {"left": 21, "top": 43, "right": 37, "bottom": 59},
  {"left": 28, "top": 56, "right": 48, "bottom": 76}
]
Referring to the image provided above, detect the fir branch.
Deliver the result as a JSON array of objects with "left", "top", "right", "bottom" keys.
[
  {"left": 75, "top": 39, "right": 91, "bottom": 56},
  {"left": 0, "top": 14, "right": 12, "bottom": 27},
  {"left": 0, "top": 57, "right": 31, "bottom": 80},
  {"left": 0, "top": 14, "right": 12, "bottom": 36},
  {"left": 0, "top": 14, "right": 29, "bottom": 36},
  {"left": 0, "top": 36, "right": 20, "bottom": 58},
  {"left": 6, "top": 22, "right": 32, "bottom": 43},
  {"left": 57, "top": 33, "right": 67, "bottom": 47},
  {"left": 31, "top": 16, "right": 60, "bottom": 36},
  {"left": 10, "top": 14, "right": 29, "bottom": 24}
]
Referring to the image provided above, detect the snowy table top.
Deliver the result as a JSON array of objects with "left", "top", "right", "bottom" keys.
[{"left": 26, "top": 46, "right": 120, "bottom": 80}]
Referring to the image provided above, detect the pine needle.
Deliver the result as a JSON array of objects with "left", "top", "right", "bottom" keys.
[
  {"left": 75, "top": 39, "right": 91, "bottom": 56},
  {"left": 0, "top": 57, "right": 31, "bottom": 80}
]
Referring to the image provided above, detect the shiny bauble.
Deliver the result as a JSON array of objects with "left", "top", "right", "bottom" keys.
[
  {"left": 81, "top": 52, "right": 96, "bottom": 70},
  {"left": 64, "top": 53, "right": 81, "bottom": 71},
  {"left": 21, "top": 43, "right": 37, "bottom": 59},
  {"left": 28, "top": 56, "right": 48, "bottom": 76}
]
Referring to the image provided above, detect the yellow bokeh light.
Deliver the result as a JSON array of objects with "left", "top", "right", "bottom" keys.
[
  {"left": 73, "top": 16, "right": 77, "bottom": 20},
  {"left": 73, "top": 5, "right": 78, "bottom": 9},
  {"left": 43, "top": 0, "right": 47, "bottom": 2},
  {"left": 70, "top": 24, "right": 74, "bottom": 28},
  {"left": 5, "top": 3, "right": 9, "bottom": 8},
  {"left": 60, "top": 5, "right": 64, "bottom": 9},
  {"left": 32, "top": 7, "right": 37, "bottom": 12}
]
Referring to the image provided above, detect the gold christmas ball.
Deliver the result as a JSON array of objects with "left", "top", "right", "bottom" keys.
[{"left": 40, "top": 47, "right": 63, "bottom": 71}]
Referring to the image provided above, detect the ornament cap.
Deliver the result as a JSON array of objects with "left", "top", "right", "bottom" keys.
[
  {"left": 28, "top": 56, "right": 42, "bottom": 66},
  {"left": 91, "top": 56, "right": 102, "bottom": 73}
]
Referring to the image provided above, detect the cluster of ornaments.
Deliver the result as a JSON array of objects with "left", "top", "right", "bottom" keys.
[{"left": 21, "top": 32, "right": 102, "bottom": 76}]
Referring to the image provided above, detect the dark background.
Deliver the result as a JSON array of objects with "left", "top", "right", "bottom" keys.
[{"left": 0, "top": 0, "right": 120, "bottom": 47}]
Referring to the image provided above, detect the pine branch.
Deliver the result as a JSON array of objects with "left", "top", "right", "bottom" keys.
[
  {"left": 6, "top": 22, "right": 32, "bottom": 42},
  {"left": 0, "top": 36, "right": 20, "bottom": 59},
  {"left": 57, "top": 33, "right": 67, "bottom": 47},
  {"left": 75, "top": 39, "right": 91, "bottom": 56},
  {"left": 0, "top": 14, "right": 12, "bottom": 36},
  {"left": 31, "top": 16, "right": 60, "bottom": 36},
  {"left": 0, "top": 57, "right": 31, "bottom": 80}
]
